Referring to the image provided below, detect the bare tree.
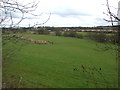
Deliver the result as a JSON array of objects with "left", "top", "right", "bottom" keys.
[
  {"left": 1, "top": 0, "right": 40, "bottom": 60},
  {"left": 0, "top": 0, "right": 41, "bottom": 27},
  {"left": 98, "top": 0, "right": 119, "bottom": 87},
  {"left": 104, "top": 0, "right": 119, "bottom": 63},
  {"left": 1, "top": 0, "right": 47, "bottom": 88},
  {"left": 74, "top": 1, "right": 120, "bottom": 88},
  {"left": 104, "top": 0, "right": 120, "bottom": 23}
]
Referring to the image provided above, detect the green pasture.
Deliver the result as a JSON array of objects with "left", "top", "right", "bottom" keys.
[{"left": 3, "top": 34, "right": 118, "bottom": 88}]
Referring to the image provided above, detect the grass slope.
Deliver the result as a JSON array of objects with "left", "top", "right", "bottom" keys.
[{"left": 3, "top": 34, "right": 117, "bottom": 88}]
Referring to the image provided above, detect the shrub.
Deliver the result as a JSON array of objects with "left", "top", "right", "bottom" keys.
[
  {"left": 69, "top": 31, "right": 77, "bottom": 37},
  {"left": 88, "top": 32, "right": 107, "bottom": 43},
  {"left": 106, "top": 34, "right": 118, "bottom": 44},
  {"left": 63, "top": 32, "right": 70, "bottom": 37},
  {"left": 96, "top": 33, "right": 107, "bottom": 43},
  {"left": 76, "top": 34, "right": 83, "bottom": 39},
  {"left": 55, "top": 30, "right": 62, "bottom": 36},
  {"left": 37, "top": 29, "right": 49, "bottom": 34}
]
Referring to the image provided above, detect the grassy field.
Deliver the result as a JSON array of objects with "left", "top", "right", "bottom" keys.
[{"left": 3, "top": 33, "right": 118, "bottom": 88}]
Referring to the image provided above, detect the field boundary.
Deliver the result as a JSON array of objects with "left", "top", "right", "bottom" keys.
[{"left": 7, "top": 35, "right": 54, "bottom": 45}]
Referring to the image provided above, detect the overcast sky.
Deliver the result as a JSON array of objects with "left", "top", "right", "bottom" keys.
[{"left": 16, "top": 0, "right": 119, "bottom": 27}]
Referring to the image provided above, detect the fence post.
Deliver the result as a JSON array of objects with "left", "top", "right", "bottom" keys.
[
  {"left": 117, "top": 1, "right": 120, "bottom": 88},
  {"left": 0, "top": 28, "right": 2, "bottom": 89}
]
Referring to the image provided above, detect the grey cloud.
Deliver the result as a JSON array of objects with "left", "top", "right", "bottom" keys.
[
  {"left": 95, "top": 18, "right": 104, "bottom": 22},
  {"left": 52, "top": 8, "right": 91, "bottom": 17},
  {"left": 11, "top": 11, "right": 40, "bottom": 20},
  {"left": 95, "top": 17, "right": 109, "bottom": 25}
]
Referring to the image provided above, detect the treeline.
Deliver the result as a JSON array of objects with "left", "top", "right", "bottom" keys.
[
  {"left": 2, "top": 25, "right": 117, "bottom": 34},
  {"left": 2, "top": 27, "right": 118, "bottom": 44},
  {"left": 87, "top": 32, "right": 118, "bottom": 44},
  {"left": 55, "top": 30, "right": 118, "bottom": 44},
  {"left": 55, "top": 31, "right": 83, "bottom": 39}
]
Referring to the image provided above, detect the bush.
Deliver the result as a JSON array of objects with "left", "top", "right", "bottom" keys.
[
  {"left": 88, "top": 32, "right": 107, "bottom": 43},
  {"left": 63, "top": 31, "right": 83, "bottom": 39},
  {"left": 37, "top": 29, "right": 49, "bottom": 34},
  {"left": 63, "top": 32, "right": 70, "bottom": 37},
  {"left": 55, "top": 30, "right": 62, "bottom": 36},
  {"left": 106, "top": 34, "right": 118, "bottom": 44},
  {"left": 96, "top": 33, "right": 107, "bottom": 43},
  {"left": 69, "top": 31, "right": 77, "bottom": 37},
  {"left": 76, "top": 34, "right": 83, "bottom": 39},
  {"left": 63, "top": 31, "right": 77, "bottom": 38}
]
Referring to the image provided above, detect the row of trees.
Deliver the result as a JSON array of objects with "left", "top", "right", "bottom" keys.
[
  {"left": 87, "top": 32, "right": 118, "bottom": 44},
  {"left": 55, "top": 30, "right": 83, "bottom": 39},
  {"left": 55, "top": 30, "right": 118, "bottom": 44}
]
